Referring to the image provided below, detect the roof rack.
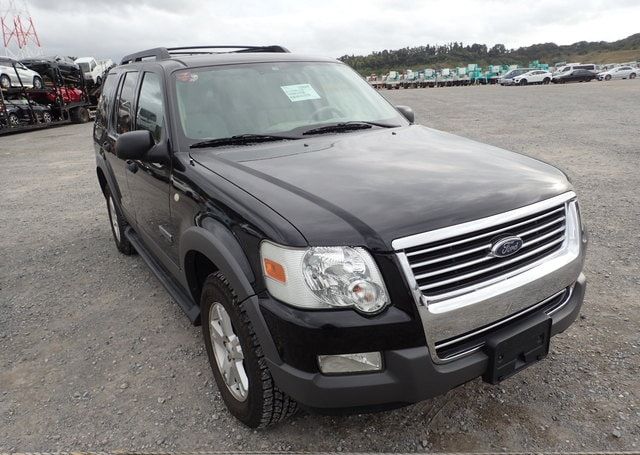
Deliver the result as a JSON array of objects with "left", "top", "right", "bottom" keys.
[{"left": 120, "top": 45, "right": 290, "bottom": 65}]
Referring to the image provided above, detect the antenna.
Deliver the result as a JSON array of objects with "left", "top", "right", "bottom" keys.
[{"left": 1, "top": 0, "right": 41, "bottom": 58}]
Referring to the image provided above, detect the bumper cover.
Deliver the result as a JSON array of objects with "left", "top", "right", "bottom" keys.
[{"left": 248, "top": 274, "right": 585, "bottom": 409}]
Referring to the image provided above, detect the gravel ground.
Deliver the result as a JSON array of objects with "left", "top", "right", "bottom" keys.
[{"left": 1, "top": 79, "right": 639, "bottom": 453}]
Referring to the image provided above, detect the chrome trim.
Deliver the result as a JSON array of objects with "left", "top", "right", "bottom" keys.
[
  {"left": 417, "top": 236, "right": 565, "bottom": 290},
  {"left": 436, "top": 285, "right": 575, "bottom": 361},
  {"left": 394, "top": 192, "right": 584, "bottom": 364},
  {"left": 392, "top": 192, "right": 575, "bottom": 251}
]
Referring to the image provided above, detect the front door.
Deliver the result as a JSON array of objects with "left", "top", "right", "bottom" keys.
[{"left": 126, "top": 71, "right": 177, "bottom": 266}]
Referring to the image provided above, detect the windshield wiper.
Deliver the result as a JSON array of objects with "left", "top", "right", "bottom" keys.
[
  {"left": 301, "top": 121, "right": 399, "bottom": 136},
  {"left": 190, "top": 134, "right": 299, "bottom": 149}
]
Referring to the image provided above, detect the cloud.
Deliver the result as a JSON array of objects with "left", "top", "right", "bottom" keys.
[{"left": 7, "top": 0, "right": 639, "bottom": 62}]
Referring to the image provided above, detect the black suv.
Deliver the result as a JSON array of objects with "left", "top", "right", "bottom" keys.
[{"left": 94, "top": 45, "right": 587, "bottom": 428}]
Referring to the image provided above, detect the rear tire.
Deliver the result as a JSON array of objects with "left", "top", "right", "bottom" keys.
[
  {"left": 201, "top": 272, "right": 297, "bottom": 428},
  {"left": 70, "top": 106, "right": 90, "bottom": 124},
  {"left": 33, "top": 76, "right": 43, "bottom": 89},
  {"left": 519, "top": 79, "right": 527, "bottom": 86},
  {"left": 104, "top": 186, "right": 134, "bottom": 255},
  {"left": 543, "top": 77, "right": 550, "bottom": 84},
  {"left": 630, "top": 73, "right": 636, "bottom": 79}
]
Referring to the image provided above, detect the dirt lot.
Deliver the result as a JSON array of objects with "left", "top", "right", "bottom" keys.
[{"left": 1, "top": 80, "right": 639, "bottom": 453}]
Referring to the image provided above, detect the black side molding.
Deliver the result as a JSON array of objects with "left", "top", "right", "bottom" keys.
[{"left": 124, "top": 227, "right": 201, "bottom": 324}]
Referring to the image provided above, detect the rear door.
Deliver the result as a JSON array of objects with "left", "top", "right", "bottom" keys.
[
  {"left": 103, "top": 70, "right": 139, "bottom": 222},
  {"left": 126, "top": 70, "right": 177, "bottom": 266}
]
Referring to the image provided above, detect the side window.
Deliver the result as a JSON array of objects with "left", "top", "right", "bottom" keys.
[
  {"left": 136, "top": 72, "right": 165, "bottom": 142},
  {"left": 94, "top": 72, "right": 119, "bottom": 135},
  {"left": 115, "top": 71, "right": 139, "bottom": 135}
]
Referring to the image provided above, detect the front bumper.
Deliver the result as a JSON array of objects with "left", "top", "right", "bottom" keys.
[{"left": 245, "top": 274, "right": 585, "bottom": 409}]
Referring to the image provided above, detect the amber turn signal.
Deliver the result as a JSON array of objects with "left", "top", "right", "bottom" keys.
[{"left": 263, "top": 258, "right": 287, "bottom": 283}]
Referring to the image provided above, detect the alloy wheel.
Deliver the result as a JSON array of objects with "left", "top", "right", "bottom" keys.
[{"left": 209, "top": 302, "right": 249, "bottom": 402}]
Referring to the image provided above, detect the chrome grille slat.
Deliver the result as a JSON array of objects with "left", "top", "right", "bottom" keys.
[
  {"left": 400, "top": 201, "right": 569, "bottom": 297},
  {"left": 405, "top": 205, "right": 565, "bottom": 257},
  {"left": 418, "top": 235, "right": 565, "bottom": 291}
]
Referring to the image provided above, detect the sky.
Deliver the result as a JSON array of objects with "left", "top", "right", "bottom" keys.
[{"left": 4, "top": 0, "right": 639, "bottom": 62}]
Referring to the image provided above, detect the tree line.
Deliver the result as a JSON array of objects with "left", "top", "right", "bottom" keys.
[{"left": 339, "top": 33, "right": 640, "bottom": 74}]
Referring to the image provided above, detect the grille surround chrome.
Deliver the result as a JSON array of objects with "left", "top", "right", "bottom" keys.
[{"left": 393, "top": 191, "right": 585, "bottom": 363}]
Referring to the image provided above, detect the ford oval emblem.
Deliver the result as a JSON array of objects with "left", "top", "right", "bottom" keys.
[{"left": 491, "top": 236, "right": 524, "bottom": 258}]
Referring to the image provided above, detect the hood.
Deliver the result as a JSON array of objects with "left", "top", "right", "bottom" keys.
[{"left": 191, "top": 125, "right": 571, "bottom": 251}]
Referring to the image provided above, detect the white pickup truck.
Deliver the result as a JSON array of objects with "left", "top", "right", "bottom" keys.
[{"left": 74, "top": 57, "right": 113, "bottom": 86}]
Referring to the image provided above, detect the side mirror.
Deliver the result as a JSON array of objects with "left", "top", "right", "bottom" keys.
[
  {"left": 116, "top": 130, "right": 154, "bottom": 161},
  {"left": 396, "top": 105, "right": 415, "bottom": 123}
]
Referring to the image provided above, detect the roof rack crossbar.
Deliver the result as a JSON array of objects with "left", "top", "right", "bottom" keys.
[
  {"left": 166, "top": 45, "right": 290, "bottom": 54},
  {"left": 120, "top": 45, "right": 290, "bottom": 64},
  {"left": 120, "top": 47, "right": 172, "bottom": 65}
]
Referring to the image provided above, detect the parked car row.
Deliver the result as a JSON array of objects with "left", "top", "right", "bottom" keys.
[{"left": 499, "top": 62, "right": 638, "bottom": 86}]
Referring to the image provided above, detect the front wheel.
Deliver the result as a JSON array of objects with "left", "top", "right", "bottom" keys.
[
  {"left": 543, "top": 77, "right": 550, "bottom": 84},
  {"left": 70, "top": 106, "right": 90, "bottom": 124},
  {"left": 605, "top": 74, "right": 612, "bottom": 81},
  {"left": 201, "top": 272, "right": 297, "bottom": 428},
  {"left": 519, "top": 79, "right": 527, "bottom": 85},
  {"left": 0, "top": 74, "right": 11, "bottom": 89}
]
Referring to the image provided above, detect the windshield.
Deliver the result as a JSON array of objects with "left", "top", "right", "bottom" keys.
[
  {"left": 173, "top": 61, "right": 406, "bottom": 141},
  {"left": 78, "top": 62, "right": 90, "bottom": 73}
]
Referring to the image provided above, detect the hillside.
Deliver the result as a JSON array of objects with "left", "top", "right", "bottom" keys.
[{"left": 339, "top": 33, "right": 640, "bottom": 74}]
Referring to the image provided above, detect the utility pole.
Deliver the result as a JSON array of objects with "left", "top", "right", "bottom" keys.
[{"left": 1, "top": 0, "right": 41, "bottom": 58}]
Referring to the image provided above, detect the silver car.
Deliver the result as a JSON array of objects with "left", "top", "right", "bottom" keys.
[
  {"left": 0, "top": 57, "right": 43, "bottom": 89},
  {"left": 597, "top": 66, "right": 638, "bottom": 81}
]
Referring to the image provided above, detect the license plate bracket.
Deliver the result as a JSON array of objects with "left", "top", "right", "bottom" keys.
[{"left": 482, "top": 313, "right": 552, "bottom": 384}]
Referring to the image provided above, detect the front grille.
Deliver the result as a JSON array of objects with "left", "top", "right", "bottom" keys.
[{"left": 404, "top": 202, "right": 568, "bottom": 297}]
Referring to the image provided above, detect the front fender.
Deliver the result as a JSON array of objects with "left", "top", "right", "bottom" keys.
[{"left": 179, "top": 220, "right": 255, "bottom": 302}]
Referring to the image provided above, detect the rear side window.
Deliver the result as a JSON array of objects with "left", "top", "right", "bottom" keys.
[
  {"left": 136, "top": 72, "right": 164, "bottom": 142},
  {"left": 94, "top": 72, "right": 119, "bottom": 136},
  {"left": 115, "top": 71, "right": 138, "bottom": 134}
]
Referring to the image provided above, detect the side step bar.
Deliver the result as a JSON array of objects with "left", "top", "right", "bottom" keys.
[{"left": 125, "top": 227, "right": 201, "bottom": 324}]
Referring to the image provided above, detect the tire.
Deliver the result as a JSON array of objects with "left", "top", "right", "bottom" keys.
[
  {"left": 543, "top": 77, "right": 550, "bottom": 84},
  {"left": 104, "top": 186, "right": 134, "bottom": 255},
  {"left": 96, "top": 76, "right": 102, "bottom": 86},
  {"left": 201, "top": 272, "right": 297, "bottom": 428},
  {"left": 33, "top": 76, "right": 43, "bottom": 89},
  {"left": 0, "top": 74, "right": 11, "bottom": 89},
  {"left": 70, "top": 106, "right": 90, "bottom": 124},
  {"left": 519, "top": 79, "right": 527, "bottom": 86},
  {"left": 8, "top": 113, "right": 19, "bottom": 127},
  {"left": 605, "top": 74, "right": 611, "bottom": 81},
  {"left": 42, "top": 111, "right": 52, "bottom": 123},
  {"left": 630, "top": 73, "right": 636, "bottom": 79}
]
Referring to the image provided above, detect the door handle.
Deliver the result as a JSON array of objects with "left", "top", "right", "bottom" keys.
[{"left": 126, "top": 160, "right": 139, "bottom": 173}]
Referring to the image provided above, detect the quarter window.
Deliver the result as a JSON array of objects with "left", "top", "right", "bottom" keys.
[
  {"left": 115, "top": 71, "right": 138, "bottom": 135},
  {"left": 136, "top": 72, "right": 165, "bottom": 142}
]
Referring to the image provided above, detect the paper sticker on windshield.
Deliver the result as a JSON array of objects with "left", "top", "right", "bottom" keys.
[{"left": 280, "top": 84, "right": 321, "bottom": 102}]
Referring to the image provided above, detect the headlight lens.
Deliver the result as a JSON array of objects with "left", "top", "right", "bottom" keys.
[{"left": 260, "top": 242, "right": 389, "bottom": 314}]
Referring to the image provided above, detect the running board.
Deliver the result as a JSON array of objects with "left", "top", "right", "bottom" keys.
[{"left": 125, "top": 227, "right": 201, "bottom": 325}]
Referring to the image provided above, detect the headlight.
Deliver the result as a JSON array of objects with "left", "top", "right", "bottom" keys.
[{"left": 260, "top": 242, "right": 389, "bottom": 314}]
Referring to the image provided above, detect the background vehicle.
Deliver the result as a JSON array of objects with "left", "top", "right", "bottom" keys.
[
  {"left": 74, "top": 57, "right": 114, "bottom": 86},
  {"left": 498, "top": 68, "right": 533, "bottom": 85},
  {"left": 95, "top": 45, "right": 586, "bottom": 428},
  {"left": 512, "top": 70, "right": 553, "bottom": 85},
  {"left": 3, "top": 97, "right": 51, "bottom": 126},
  {"left": 597, "top": 66, "right": 637, "bottom": 81},
  {"left": 21, "top": 56, "right": 80, "bottom": 81},
  {"left": 552, "top": 69, "right": 596, "bottom": 83},
  {"left": 0, "top": 57, "right": 43, "bottom": 89},
  {"left": 554, "top": 64, "right": 598, "bottom": 75}
]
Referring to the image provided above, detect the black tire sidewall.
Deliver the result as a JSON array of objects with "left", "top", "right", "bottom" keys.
[
  {"left": 104, "top": 186, "right": 133, "bottom": 254},
  {"left": 201, "top": 275, "right": 265, "bottom": 428}
]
